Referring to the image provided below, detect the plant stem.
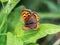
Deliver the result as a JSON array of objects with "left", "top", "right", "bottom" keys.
[
  {"left": 0, "top": 0, "right": 20, "bottom": 32},
  {"left": 1, "top": 1, "right": 4, "bottom": 8}
]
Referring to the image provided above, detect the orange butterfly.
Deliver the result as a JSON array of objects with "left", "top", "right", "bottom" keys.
[{"left": 22, "top": 9, "right": 39, "bottom": 30}]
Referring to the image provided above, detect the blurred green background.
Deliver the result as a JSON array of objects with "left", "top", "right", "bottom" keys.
[
  {"left": 0, "top": 0, "right": 60, "bottom": 24},
  {"left": 0, "top": 0, "right": 60, "bottom": 45},
  {"left": 19, "top": 0, "right": 60, "bottom": 25}
]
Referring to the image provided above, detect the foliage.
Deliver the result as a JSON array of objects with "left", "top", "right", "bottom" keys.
[{"left": 0, "top": 0, "right": 60, "bottom": 45}]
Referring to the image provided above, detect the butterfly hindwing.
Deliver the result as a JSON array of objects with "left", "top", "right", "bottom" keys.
[{"left": 33, "top": 12, "right": 39, "bottom": 22}]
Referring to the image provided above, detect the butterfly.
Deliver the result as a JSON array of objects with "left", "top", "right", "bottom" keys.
[{"left": 22, "top": 9, "right": 39, "bottom": 30}]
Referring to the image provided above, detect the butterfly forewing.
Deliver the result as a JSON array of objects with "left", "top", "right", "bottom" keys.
[{"left": 22, "top": 9, "right": 31, "bottom": 23}]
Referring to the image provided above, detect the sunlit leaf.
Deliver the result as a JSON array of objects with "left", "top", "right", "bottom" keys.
[
  {"left": 14, "top": 22, "right": 60, "bottom": 43},
  {"left": 0, "top": 35, "right": 6, "bottom": 45},
  {"left": 7, "top": 32, "right": 23, "bottom": 45}
]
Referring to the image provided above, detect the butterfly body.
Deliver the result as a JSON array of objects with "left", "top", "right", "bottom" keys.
[{"left": 22, "top": 9, "right": 39, "bottom": 30}]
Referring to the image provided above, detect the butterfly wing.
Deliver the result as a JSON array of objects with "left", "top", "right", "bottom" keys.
[
  {"left": 22, "top": 9, "right": 31, "bottom": 23},
  {"left": 33, "top": 12, "right": 39, "bottom": 22},
  {"left": 33, "top": 12, "right": 40, "bottom": 29},
  {"left": 22, "top": 9, "right": 39, "bottom": 30},
  {"left": 25, "top": 14, "right": 37, "bottom": 29}
]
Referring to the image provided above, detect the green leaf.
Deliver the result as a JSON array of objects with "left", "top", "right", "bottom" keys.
[
  {"left": 15, "top": 23, "right": 60, "bottom": 43},
  {"left": 14, "top": 23, "right": 24, "bottom": 38},
  {"left": 0, "top": 35, "right": 6, "bottom": 45},
  {"left": 7, "top": 6, "right": 25, "bottom": 45},
  {"left": 7, "top": 6, "right": 25, "bottom": 32},
  {"left": 8, "top": 6, "right": 25, "bottom": 27},
  {"left": 25, "top": 43, "right": 39, "bottom": 45},
  {"left": 7, "top": 32, "right": 24, "bottom": 45},
  {"left": 41, "top": 24, "right": 60, "bottom": 34},
  {"left": 0, "top": 22, "right": 7, "bottom": 33}
]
